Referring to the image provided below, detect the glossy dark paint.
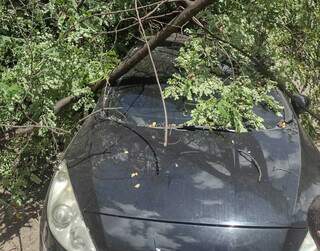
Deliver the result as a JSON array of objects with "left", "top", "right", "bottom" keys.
[
  {"left": 40, "top": 111, "right": 320, "bottom": 250},
  {"left": 51, "top": 109, "right": 320, "bottom": 250},
  {"left": 84, "top": 212, "right": 307, "bottom": 251},
  {"left": 40, "top": 44, "right": 320, "bottom": 250}
]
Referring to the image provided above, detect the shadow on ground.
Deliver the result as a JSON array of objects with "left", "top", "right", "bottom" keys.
[{"left": 0, "top": 194, "right": 43, "bottom": 251}]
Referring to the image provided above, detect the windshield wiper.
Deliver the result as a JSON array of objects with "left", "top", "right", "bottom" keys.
[
  {"left": 173, "top": 125, "right": 235, "bottom": 132},
  {"left": 237, "top": 149, "right": 262, "bottom": 183}
]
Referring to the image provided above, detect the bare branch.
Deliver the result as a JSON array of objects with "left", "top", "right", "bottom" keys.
[
  {"left": 52, "top": 0, "right": 215, "bottom": 120},
  {"left": 108, "top": 0, "right": 215, "bottom": 84},
  {"left": 135, "top": 0, "right": 169, "bottom": 147},
  {"left": 0, "top": 127, "right": 34, "bottom": 145},
  {"left": 92, "top": 0, "right": 183, "bottom": 17},
  {"left": 0, "top": 124, "right": 70, "bottom": 134},
  {"left": 95, "top": 10, "right": 182, "bottom": 37},
  {"left": 77, "top": 107, "right": 123, "bottom": 124},
  {"left": 54, "top": 95, "right": 77, "bottom": 114}
]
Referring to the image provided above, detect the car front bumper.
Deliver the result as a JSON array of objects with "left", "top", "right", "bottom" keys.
[
  {"left": 40, "top": 193, "right": 309, "bottom": 251},
  {"left": 41, "top": 211, "right": 310, "bottom": 251}
]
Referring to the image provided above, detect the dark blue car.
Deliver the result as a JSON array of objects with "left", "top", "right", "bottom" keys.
[{"left": 40, "top": 42, "right": 320, "bottom": 251}]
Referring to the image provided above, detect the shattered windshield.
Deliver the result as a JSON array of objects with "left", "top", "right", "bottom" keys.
[{"left": 108, "top": 83, "right": 286, "bottom": 131}]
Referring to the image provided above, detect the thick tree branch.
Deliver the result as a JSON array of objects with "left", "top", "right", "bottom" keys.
[
  {"left": 0, "top": 127, "right": 34, "bottom": 146},
  {"left": 108, "top": 0, "right": 215, "bottom": 84},
  {"left": 0, "top": 124, "right": 69, "bottom": 146},
  {"left": 53, "top": 0, "right": 215, "bottom": 115},
  {"left": 1, "top": 0, "right": 214, "bottom": 143},
  {"left": 54, "top": 95, "right": 77, "bottom": 114}
]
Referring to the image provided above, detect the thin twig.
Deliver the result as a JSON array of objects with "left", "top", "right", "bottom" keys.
[
  {"left": 213, "top": 39, "right": 235, "bottom": 79},
  {"left": 65, "top": 0, "right": 179, "bottom": 36},
  {"left": 192, "top": 16, "right": 258, "bottom": 64},
  {"left": 97, "top": 22, "right": 139, "bottom": 35},
  {"left": 0, "top": 124, "right": 70, "bottom": 134},
  {"left": 77, "top": 0, "right": 85, "bottom": 10},
  {"left": 135, "top": 0, "right": 169, "bottom": 147},
  {"left": 92, "top": 0, "right": 182, "bottom": 17},
  {"left": 145, "top": 10, "right": 182, "bottom": 21},
  {"left": 78, "top": 107, "right": 123, "bottom": 124},
  {"left": 141, "top": 0, "right": 173, "bottom": 20},
  {"left": 96, "top": 10, "right": 181, "bottom": 37}
]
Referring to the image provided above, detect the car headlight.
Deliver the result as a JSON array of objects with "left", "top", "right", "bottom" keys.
[
  {"left": 47, "top": 161, "right": 96, "bottom": 251},
  {"left": 299, "top": 231, "right": 318, "bottom": 251}
]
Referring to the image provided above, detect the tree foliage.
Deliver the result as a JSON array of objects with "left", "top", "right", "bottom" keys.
[
  {"left": 165, "top": 36, "right": 283, "bottom": 132},
  {"left": 0, "top": 0, "right": 120, "bottom": 205},
  {"left": 166, "top": 0, "right": 319, "bottom": 132},
  {"left": 0, "top": 0, "right": 319, "bottom": 206}
]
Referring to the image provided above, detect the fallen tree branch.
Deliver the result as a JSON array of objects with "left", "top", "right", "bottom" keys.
[
  {"left": 54, "top": 95, "right": 77, "bottom": 114},
  {"left": 65, "top": 0, "right": 177, "bottom": 36},
  {"left": 54, "top": 78, "right": 106, "bottom": 114},
  {"left": 192, "top": 16, "right": 291, "bottom": 96},
  {"left": 90, "top": 0, "right": 183, "bottom": 17},
  {"left": 1, "top": 0, "right": 214, "bottom": 144},
  {"left": 0, "top": 123, "right": 70, "bottom": 145},
  {"left": 108, "top": 0, "right": 215, "bottom": 84},
  {"left": 0, "top": 127, "right": 34, "bottom": 146},
  {"left": 53, "top": 0, "right": 215, "bottom": 115},
  {"left": 135, "top": 0, "right": 169, "bottom": 147},
  {"left": 77, "top": 107, "right": 123, "bottom": 124},
  {"left": 192, "top": 17, "right": 320, "bottom": 124},
  {"left": 0, "top": 124, "right": 70, "bottom": 134}
]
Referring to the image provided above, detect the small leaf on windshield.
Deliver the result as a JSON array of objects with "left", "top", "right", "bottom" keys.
[
  {"left": 134, "top": 184, "right": 141, "bottom": 189},
  {"left": 277, "top": 120, "right": 287, "bottom": 128},
  {"left": 149, "top": 122, "right": 157, "bottom": 128}
]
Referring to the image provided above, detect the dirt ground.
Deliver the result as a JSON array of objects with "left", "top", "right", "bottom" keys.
[
  {"left": 1, "top": 142, "right": 320, "bottom": 251},
  {"left": 0, "top": 203, "right": 42, "bottom": 251}
]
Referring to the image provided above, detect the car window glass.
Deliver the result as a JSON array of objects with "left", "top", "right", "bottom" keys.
[{"left": 109, "top": 83, "right": 285, "bottom": 130}]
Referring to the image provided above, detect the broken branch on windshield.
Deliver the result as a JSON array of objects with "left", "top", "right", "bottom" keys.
[
  {"left": 108, "top": 0, "right": 214, "bottom": 84},
  {"left": 53, "top": 0, "right": 215, "bottom": 116},
  {"left": 135, "top": 0, "right": 169, "bottom": 147}
]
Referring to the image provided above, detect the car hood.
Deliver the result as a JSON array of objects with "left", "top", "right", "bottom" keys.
[{"left": 65, "top": 117, "right": 318, "bottom": 228}]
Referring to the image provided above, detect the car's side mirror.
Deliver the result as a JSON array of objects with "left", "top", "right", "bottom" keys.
[{"left": 291, "top": 94, "right": 311, "bottom": 115}]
